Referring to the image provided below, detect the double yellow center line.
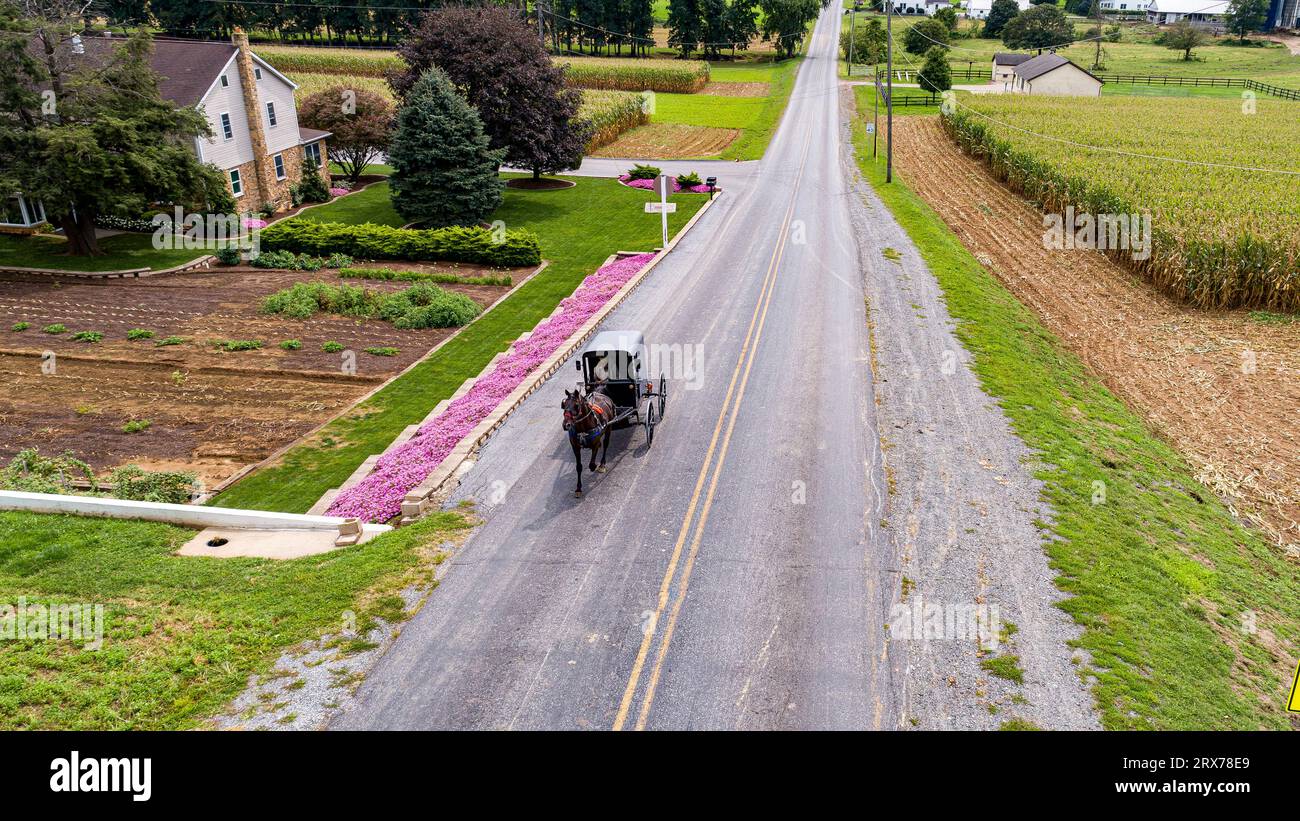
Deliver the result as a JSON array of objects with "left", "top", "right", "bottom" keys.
[{"left": 612, "top": 130, "right": 814, "bottom": 731}]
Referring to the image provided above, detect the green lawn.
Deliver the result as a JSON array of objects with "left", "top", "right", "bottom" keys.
[
  {"left": 299, "top": 181, "right": 403, "bottom": 227},
  {"left": 850, "top": 88, "right": 1300, "bottom": 730},
  {"left": 0, "top": 232, "right": 207, "bottom": 273},
  {"left": 0, "top": 509, "right": 471, "bottom": 729},
  {"left": 213, "top": 175, "right": 706, "bottom": 513}
]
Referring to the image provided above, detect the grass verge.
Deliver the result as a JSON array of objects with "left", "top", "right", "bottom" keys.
[
  {"left": 0, "top": 232, "right": 206, "bottom": 273},
  {"left": 213, "top": 175, "right": 705, "bottom": 513},
  {"left": 0, "top": 509, "right": 472, "bottom": 729},
  {"left": 850, "top": 99, "right": 1300, "bottom": 730}
]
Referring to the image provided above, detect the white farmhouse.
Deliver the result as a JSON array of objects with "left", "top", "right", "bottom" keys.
[
  {"left": 965, "top": 0, "right": 1033, "bottom": 19},
  {"left": 1010, "top": 53, "right": 1103, "bottom": 96},
  {"left": 1145, "top": 0, "right": 1231, "bottom": 24}
]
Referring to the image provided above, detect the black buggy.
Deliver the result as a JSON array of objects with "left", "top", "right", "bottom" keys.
[{"left": 575, "top": 331, "right": 668, "bottom": 446}]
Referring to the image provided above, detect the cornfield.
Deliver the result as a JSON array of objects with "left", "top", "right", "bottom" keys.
[
  {"left": 261, "top": 47, "right": 710, "bottom": 94},
  {"left": 258, "top": 45, "right": 403, "bottom": 77},
  {"left": 554, "top": 56, "right": 710, "bottom": 93},
  {"left": 942, "top": 96, "right": 1300, "bottom": 312},
  {"left": 289, "top": 72, "right": 394, "bottom": 104},
  {"left": 579, "top": 90, "right": 649, "bottom": 151}
]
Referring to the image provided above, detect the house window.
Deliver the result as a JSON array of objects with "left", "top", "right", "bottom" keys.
[
  {"left": 230, "top": 169, "right": 243, "bottom": 197},
  {"left": 304, "top": 141, "right": 322, "bottom": 168},
  {"left": 220, "top": 112, "right": 233, "bottom": 141},
  {"left": 273, "top": 153, "right": 286, "bottom": 180},
  {"left": 266, "top": 102, "right": 277, "bottom": 127},
  {"left": 220, "top": 74, "right": 229, "bottom": 88},
  {"left": 254, "top": 66, "right": 262, "bottom": 80}
]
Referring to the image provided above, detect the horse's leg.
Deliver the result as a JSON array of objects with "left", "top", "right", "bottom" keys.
[
  {"left": 588, "top": 437, "right": 598, "bottom": 472},
  {"left": 572, "top": 437, "right": 583, "bottom": 496},
  {"left": 597, "top": 428, "right": 610, "bottom": 472}
]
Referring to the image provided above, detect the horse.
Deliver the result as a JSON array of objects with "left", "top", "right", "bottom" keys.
[{"left": 562, "top": 387, "right": 615, "bottom": 497}]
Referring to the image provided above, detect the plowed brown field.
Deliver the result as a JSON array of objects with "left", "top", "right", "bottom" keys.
[
  {"left": 0, "top": 264, "right": 530, "bottom": 488},
  {"left": 590, "top": 123, "right": 739, "bottom": 158},
  {"left": 892, "top": 116, "right": 1300, "bottom": 553}
]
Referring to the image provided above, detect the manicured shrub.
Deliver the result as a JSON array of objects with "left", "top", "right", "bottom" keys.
[
  {"left": 676, "top": 171, "right": 703, "bottom": 188},
  {"left": 215, "top": 245, "right": 243, "bottom": 265},
  {"left": 126, "top": 328, "right": 154, "bottom": 341},
  {"left": 297, "top": 162, "right": 332, "bottom": 204},
  {"left": 42, "top": 323, "right": 66, "bottom": 334},
  {"left": 378, "top": 282, "right": 481, "bottom": 329},
  {"left": 626, "top": 163, "right": 661, "bottom": 181},
  {"left": 258, "top": 219, "right": 541, "bottom": 267}
]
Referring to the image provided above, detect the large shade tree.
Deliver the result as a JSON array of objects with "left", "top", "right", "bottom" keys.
[
  {"left": 297, "top": 84, "right": 394, "bottom": 187},
  {"left": 0, "top": 1, "right": 231, "bottom": 255},
  {"left": 983, "top": 0, "right": 1021, "bottom": 38},
  {"left": 393, "top": 6, "right": 587, "bottom": 180},
  {"left": 1001, "top": 4, "right": 1074, "bottom": 50},
  {"left": 388, "top": 68, "right": 504, "bottom": 227},
  {"left": 760, "top": 0, "right": 819, "bottom": 59}
]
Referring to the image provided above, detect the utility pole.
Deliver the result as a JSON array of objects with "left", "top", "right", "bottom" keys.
[{"left": 886, "top": 0, "right": 893, "bottom": 183}]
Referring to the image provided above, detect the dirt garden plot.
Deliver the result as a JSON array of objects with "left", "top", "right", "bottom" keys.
[
  {"left": 701, "top": 81, "right": 769, "bottom": 97},
  {"left": 590, "top": 123, "right": 740, "bottom": 158},
  {"left": 0, "top": 263, "right": 534, "bottom": 488},
  {"left": 890, "top": 116, "right": 1300, "bottom": 552}
]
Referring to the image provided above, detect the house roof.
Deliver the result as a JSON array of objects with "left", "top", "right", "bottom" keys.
[
  {"left": 993, "top": 53, "right": 1033, "bottom": 66},
  {"left": 1013, "top": 53, "right": 1103, "bottom": 84},
  {"left": 299, "top": 126, "right": 332, "bottom": 144},
  {"left": 1146, "top": 0, "right": 1229, "bottom": 12},
  {"left": 31, "top": 34, "right": 239, "bottom": 108}
]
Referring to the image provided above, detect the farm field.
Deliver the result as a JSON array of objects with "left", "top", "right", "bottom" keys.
[
  {"left": 0, "top": 263, "right": 535, "bottom": 489},
  {"left": 593, "top": 55, "right": 803, "bottom": 159},
  {"left": 849, "top": 91, "right": 1300, "bottom": 730},
  {"left": 944, "top": 94, "right": 1300, "bottom": 311}
]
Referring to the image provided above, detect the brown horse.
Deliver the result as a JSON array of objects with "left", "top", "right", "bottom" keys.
[{"left": 562, "top": 388, "right": 615, "bottom": 496}]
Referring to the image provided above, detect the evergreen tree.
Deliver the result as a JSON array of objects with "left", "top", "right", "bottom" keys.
[
  {"left": 388, "top": 68, "right": 505, "bottom": 227},
  {"left": 918, "top": 45, "right": 952, "bottom": 92}
]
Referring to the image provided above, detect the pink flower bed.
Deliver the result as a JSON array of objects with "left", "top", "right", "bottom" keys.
[
  {"left": 327, "top": 252, "right": 658, "bottom": 523},
  {"left": 242, "top": 217, "right": 268, "bottom": 229},
  {"left": 328, "top": 187, "right": 350, "bottom": 197},
  {"left": 616, "top": 175, "right": 716, "bottom": 194}
]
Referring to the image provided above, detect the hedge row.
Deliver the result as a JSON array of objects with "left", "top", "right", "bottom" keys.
[{"left": 258, "top": 219, "right": 542, "bottom": 267}]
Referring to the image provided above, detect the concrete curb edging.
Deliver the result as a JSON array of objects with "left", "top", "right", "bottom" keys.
[
  {"left": 0, "top": 490, "right": 391, "bottom": 545},
  {"left": 392, "top": 191, "right": 725, "bottom": 524}
]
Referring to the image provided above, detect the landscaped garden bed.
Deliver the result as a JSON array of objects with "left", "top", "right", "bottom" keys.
[{"left": 0, "top": 261, "right": 539, "bottom": 489}]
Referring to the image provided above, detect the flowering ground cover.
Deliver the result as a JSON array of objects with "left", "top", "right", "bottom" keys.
[{"left": 327, "top": 254, "right": 655, "bottom": 522}]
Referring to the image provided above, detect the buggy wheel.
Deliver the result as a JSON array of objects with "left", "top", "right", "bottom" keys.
[
  {"left": 657, "top": 375, "right": 667, "bottom": 418},
  {"left": 644, "top": 402, "right": 657, "bottom": 448}
]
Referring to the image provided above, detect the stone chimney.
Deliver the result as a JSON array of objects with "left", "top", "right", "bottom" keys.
[{"left": 231, "top": 28, "right": 278, "bottom": 211}]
